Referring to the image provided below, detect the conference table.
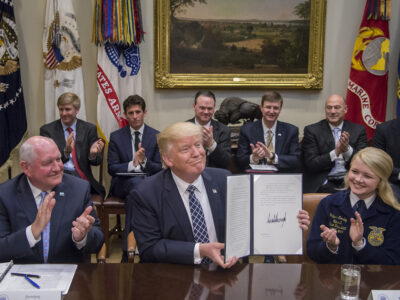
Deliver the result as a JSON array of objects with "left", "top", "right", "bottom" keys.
[{"left": 65, "top": 263, "right": 400, "bottom": 300}]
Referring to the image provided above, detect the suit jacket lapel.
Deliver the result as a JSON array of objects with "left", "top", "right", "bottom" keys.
[
  {"left": 55, "top": 120, "right": 67, "bottom": 149},
  {"left": 122, "top": 126, "right": 134, "bottom": 161},
  {"left": 75, "top": 120, "right": 83, "bottom": 162},
  {"left": 16, "top": 175, "right": 38, "bottom": 225},
  {"left": 202, "top": 170, "right": 224, "bottom": 241},
  {"left": 211, "top": 119, "right": 220, "bottom": 138},
  {"left": 49, "top": 180, "right": 69, "bottom": 254},
  {"left": 275, "top": 121, "right": 284, "bottom": 154},
  {"left": 141, "top": 124, "right": 151, "bottom": 151},
  {"left": 255, "top": 120, "right": 264, "bottom": 144},
  {"left": 322, "top": 120, "right": 335, "bottom": 149},
  {"left": 164, "top": 170, "right": 194, "bottom": 241},
  {"left": 342, "top": 120, "right": 351, "bottom": 134}
]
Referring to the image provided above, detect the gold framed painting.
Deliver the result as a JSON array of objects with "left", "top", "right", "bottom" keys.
[{"left": 154, "top": 0, "right": 326, "bottom": 89}]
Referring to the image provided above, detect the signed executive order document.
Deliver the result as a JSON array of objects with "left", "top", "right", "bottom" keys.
[{"left": 225, "top": 174, "right": 302, "bottom": 261}]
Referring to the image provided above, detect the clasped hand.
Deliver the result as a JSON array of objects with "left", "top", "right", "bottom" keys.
[
  {"left": 250, "top": 142, "right": 273, "bottom": 163},
  {"left": 65, "top": 132, "right": 75, "bottom": 154},
  {"left": 72, "top": 206, "right": 95, "bottom": 242},
  {"left": 31, "top": 191, "right": 56, "bottom": 240},
  {"left": 31, "top": 192, "right": 94, "bottom": 243},
  {"left": 320, "top": 211, "right": 364, "bottom": 250},
  {"left": 133, "top": 142, "right": 146, "bottom": 167},
  {"left": 202, "top": 126, "right": 215, "bottom": 148},
  {"left": 89, "top": 138, "right": 105, "bottom": 157},
  {"left": 335, "top": 131, "right": 350, "bottom": 156}
]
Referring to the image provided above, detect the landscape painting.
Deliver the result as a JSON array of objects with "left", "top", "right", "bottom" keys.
[{"left": 154, "top": 0, "right": 326, "bottom": 88}]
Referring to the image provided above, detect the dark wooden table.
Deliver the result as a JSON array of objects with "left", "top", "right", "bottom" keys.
[{"left": 65, "top": 263, "right": 400, "bottom": 300}]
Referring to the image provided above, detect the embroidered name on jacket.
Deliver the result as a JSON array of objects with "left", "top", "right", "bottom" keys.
[{"left": 328, "top": 213, "right": 348, "bottom": 234}]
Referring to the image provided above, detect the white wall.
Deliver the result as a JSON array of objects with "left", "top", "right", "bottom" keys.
[{"left": 2, "top": 0, "right": 399, "bottom": 182}]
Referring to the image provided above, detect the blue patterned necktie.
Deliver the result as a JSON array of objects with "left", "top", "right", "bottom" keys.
[
  {"left": 40, "top": 191, "right": 50, "bottom": 263},
  {"left": 187, "top": 185, "right": 212, "bottom": 264},
  {"left": 353, "top": 200, "right": 367, "bottom": 218}
]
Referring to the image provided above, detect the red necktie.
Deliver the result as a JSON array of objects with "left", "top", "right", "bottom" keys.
[{"left": 67, "top": 127, "right": 88, "bottom": 180}]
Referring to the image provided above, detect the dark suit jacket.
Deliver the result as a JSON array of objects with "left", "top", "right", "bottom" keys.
[
  {"left": 187, "top": 118, "right": 232, "bottom": 168},
  {"left": 107, "top": 124, "right": 162, "bottom": 198},
  {"left": 236, "top": 119, "right": 301, "bottom": 172},
  {"left": 372, "top": 118, "right": 400, "bottom": 184},
  {"left": 302, "top": 119, "right": 367, "bottom": 193},
  {"left": 130, "top": 167, "right": 229, "bottom": 264},
  {"left": 0, "top": 173, "right": 104, "bottom": 263},
  {"left": 307, "top": 190, "right": 400, "bottom": 265},
  {"left": 40, "top": 119, "right": 105, "bottom": 198}
]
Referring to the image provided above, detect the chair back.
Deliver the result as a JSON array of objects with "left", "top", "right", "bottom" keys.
[
  {"left": 302, "top": 193, "right": 330, "bottom": 263},
  {"left": 286, "top": 193, "right": 330, "bottom": 263}
]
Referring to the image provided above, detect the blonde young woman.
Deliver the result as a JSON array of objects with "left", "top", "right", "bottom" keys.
[{"left": 307, "top": 147, "right": 400, "bottom": 264}]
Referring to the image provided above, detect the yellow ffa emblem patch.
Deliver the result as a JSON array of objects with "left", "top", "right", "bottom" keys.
[{"left": 367, "top": 226, "right": 386, "bottom": 247}]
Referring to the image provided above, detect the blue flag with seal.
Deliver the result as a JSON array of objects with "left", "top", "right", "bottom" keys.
[
  {"left": 397, "top": 54, "right": 400, "bottom": 117},
  {"left": 0, "top": 0, "right": 27, "bottom": 169}
]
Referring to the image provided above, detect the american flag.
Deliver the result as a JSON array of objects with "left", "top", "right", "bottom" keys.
[{"left": 45, "top": 45, "right": 64, "bottom": 69}]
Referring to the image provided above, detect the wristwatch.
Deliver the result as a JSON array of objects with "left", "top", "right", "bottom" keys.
[
  {"left": 64, "top": 147, "right": 71, "bottom": 157},
  {"left": 269, "top": 152, "right": 275, "bottom": 161},
  {"left": 267, "top": 152, "right": 275, "bottom": 165}
]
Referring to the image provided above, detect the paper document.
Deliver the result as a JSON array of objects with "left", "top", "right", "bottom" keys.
[
  {"left": 225, "top": 175, "right": 251, "bottom": 260},
  {"left": 253, "top": 174, "right": 302, "bottom": 255},
  {"left": 225, "top": 174, "right": 303, "bottom": 261},
  {"left": 0, "top": 264, "right": 77, "bottom": 295},
  {"left": 249, "top": 164, "right": 278, "bottom": 171},
  {"left": 116, "top": 172, "right": 147, "bottom": 177}
]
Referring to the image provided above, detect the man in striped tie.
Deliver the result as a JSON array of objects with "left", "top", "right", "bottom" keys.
[
  {"left": 130, "top": 122, "right": 238, "bottom": 268},
  {"left": 0, "top": 136, "right": 104, "bottom": 263},
  {"left": 131, "top": 122, "right": 310, "bottom": 267}
]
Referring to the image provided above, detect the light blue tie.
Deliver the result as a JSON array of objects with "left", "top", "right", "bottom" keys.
[
  {"left": 40, "top": 191, "right": 50, "bottom": 263},
  {"left": 333, "top": 127, "right": 341, "bottom": 144},
  {"left": 187, "top": 185, "right": 212, "bottom": 264}
]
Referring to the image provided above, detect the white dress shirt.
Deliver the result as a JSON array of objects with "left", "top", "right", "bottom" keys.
[
  {"left": 171, "top": 171, "right": 218, "bottom": 264},
  {"left": 25, "top": 178, "right": 87, "bottom": 249},
  {"left": 250, "top": 119, "right": 279, "bottom": 164},
  {"left": 128, "top": 124, "right": 147, "bottom": 172}
]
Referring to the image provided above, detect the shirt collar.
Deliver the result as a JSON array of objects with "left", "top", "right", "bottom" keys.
[
  {"left": 171, "top": 170, "right": 202, "bottom": 197},
  {"left": 61, "top": 119, "right": 77, "bottom": 131},
  {"left": 194, "top": 118, "right": 211, "bottom": 129},
  {"left": 262, "top": 119, "right": 277, "bottom": 135},
  {"left": 328, "top": 121, "right": 344, "bottom": 131},
  {"left": 26, "top": 177, "right": 52, "bottom": 199},
  {"left": 130, "top": 123, "right": 145, "bottom": 136},
  {"left": 349, "top": 191, "right": 376, "bottom": 209}
]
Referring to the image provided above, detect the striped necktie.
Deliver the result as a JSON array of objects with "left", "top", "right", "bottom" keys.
[{"left": 187, "top": 185, "right": 212, "bottom": 264}]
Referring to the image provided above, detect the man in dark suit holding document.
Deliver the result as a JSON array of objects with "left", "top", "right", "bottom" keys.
[
  {"left": 130, "top": 122, "right": 310, "bottom": 267},
  {"left": 0, "top": 136, "right": 103, "bottom": 263}
]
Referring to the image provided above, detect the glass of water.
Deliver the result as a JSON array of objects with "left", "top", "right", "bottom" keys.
[{"left": 340, "top": 264, "right": 361, "bottom": 299}]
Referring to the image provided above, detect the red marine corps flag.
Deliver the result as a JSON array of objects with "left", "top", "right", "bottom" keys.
[{"left": 345, "top": 0, "right": 390, "bottom": 139}]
